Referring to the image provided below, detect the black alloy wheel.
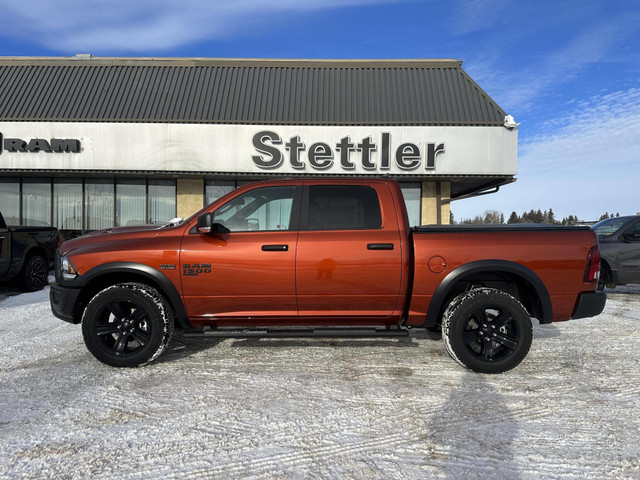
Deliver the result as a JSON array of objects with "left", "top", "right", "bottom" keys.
[
  {"left": 442, "top": 288, "right": 533, "bottom": 374},
  {"left": 82, "top": 283, "right": 174, "bottom": 367},
  {"left": 22, "top": 255, "right": 48, "bottom": 292}
]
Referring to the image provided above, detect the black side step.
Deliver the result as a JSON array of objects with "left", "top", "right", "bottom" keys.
[{"left": 183, "top": 327, "right": 410, "bottom": 338}]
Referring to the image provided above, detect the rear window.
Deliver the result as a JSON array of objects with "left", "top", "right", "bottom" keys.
[{"left": 308, "top": 185, "right": 382, "bottom": 230}]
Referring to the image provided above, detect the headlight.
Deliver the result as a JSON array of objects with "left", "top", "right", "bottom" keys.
[{"left": 60, "top": 256, "right": 79, "bottom": 280}]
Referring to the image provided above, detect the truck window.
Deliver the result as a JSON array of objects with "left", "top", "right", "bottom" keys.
[
  {"left": 308, "top": 185, "right": 382, "bottom": 230},
  {"left": 213, "top": 186, "right": 295, "bottom": 232}
]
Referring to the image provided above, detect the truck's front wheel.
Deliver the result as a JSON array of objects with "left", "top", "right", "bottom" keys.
[
  {"left": 442, "top": 288, "right": 532, "bottom": 374},
  {"left": 82, "top": 283, "right": 174, "bottom": 367},
  {"left": 22, "top": 255, "right": 48, "bottom": 292}
]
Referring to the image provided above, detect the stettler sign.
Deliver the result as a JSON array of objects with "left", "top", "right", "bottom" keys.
[{"left": 0, "top": 122, "right": 517, "bottom": 176}]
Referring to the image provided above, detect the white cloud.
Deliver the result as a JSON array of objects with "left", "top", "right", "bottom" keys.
[
  {"left": 519, "top": 88, "right": 640, "bottom": 174},
  {"left": 0, "top": 0, "right": 402, "bottom": 53},
  {"left": 465, "top": 15, "right": 639, "bottom": 113},
  {"left": 453, "top": 87, "right": 640, "bottom": 220}
]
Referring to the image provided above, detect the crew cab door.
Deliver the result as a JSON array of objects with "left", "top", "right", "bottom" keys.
[
  {"left": 295, "top": 183, "right": 403, "bottom": 320},
  {"left": 0, "top": 227, "right": 10, "bottom": 277},
  {"left": 617, "top": 218, "right": 640, "bottom": 284},
  {"left": 180, "top": 185, "right": 301, "bottom": 321},
  {"left": 0, "top": 212, "right": 10, "bottom": 277}
]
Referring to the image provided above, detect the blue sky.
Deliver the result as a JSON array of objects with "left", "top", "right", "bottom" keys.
[{"left": 1, "top": 0, "right": 638, "bottom": 221}]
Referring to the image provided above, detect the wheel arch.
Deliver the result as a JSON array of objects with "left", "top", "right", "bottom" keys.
[
  {"left": 75, "top": 262, "right": 190, "bottom": 329},
  {"left": 425, "top": 260, "right": 553, "bottom": 327},
  {"left": 599, "top": 258, "right": 616, "bottom": 288},
  {"left": 18, "top": 245, "right": 49, "bottom": 272}
]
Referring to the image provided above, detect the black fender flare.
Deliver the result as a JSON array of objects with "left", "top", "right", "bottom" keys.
[
  {"left": 425, "top": 260, "right": 553, "bottom": 327},
  {"left": 78, "top": 262, "right": 190, "bottom": 328}
]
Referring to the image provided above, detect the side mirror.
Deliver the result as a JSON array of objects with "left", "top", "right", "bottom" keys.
[
  {"left": 197, "top": 213, "right": 213, "bottom": 234},
  {"left": 622, "top": 233, "right": 640, "bottom": 242},
  {"left": 196, "top": 213, "right": 230, "bottom": 234}
]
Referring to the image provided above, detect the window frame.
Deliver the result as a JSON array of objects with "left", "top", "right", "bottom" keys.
[{"left": 203, "top": 185, "right": 302, "bottom": 234}]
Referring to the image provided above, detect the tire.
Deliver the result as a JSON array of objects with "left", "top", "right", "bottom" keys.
[
  {"left": 597, "top": 262, "right": 611, "bottom": 291},
  {"left": 22, "top": 255, "right": 49, "bottom": 292},
  {"left": 81, "top": 283, "right": 174, "bottom": 367},
  {"left": 442, "top": 288, "right": 533, "bottom": 374}
]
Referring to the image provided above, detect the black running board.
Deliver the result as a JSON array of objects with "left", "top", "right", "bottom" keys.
[{"left": 183, "top": 326, "right": 410, "bottom": 338}]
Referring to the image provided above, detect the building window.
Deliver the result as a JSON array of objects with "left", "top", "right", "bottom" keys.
[
  {"left": 22, "top": 178, "right": 51, "bottom": 226},
  {"left": 53, "top": 179, "right": 83, "bottom": 230},
  {"left": 116, "top": 179, "right": 146, "bottom": 226},
  {"left": 400, "top": 182, "right": 421, "bottom": 227},
  {"left": 205, "top": 180, "right": 235, "bottom": 206},
  {"left": 0, "top": 179, "right": 20, "bottom": 225},
  {"left": 85, "top": 179, "right": 115, "bottom": 230},
  {"left": 148, "top": 179, "right": 176, "bottom": 224}
]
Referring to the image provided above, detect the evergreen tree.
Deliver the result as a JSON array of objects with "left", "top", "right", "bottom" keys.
[
  {"left": 548, "top": 208, "right": 556, "bottom": 224},
  {"left": 507, "top": 211, "right": 520, "bottom": 224}
]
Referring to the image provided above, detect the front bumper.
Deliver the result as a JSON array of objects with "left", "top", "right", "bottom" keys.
[
  {"left": 50, "top": 283, "right": 83, "bottom": 324},
  {"left": 572, "top": 291, "right": 607, "bottom": 320}
]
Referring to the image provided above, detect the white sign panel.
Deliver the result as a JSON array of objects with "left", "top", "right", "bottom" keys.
[{"left": 0, "top": 122, "right": 517, "bottom": 176}]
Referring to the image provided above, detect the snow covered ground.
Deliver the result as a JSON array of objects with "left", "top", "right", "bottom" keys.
[{"left": 1, "top": 284, "right": 639, "bottom": 479}]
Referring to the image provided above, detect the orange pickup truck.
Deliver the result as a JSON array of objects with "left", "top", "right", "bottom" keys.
[{"left": 50, "top": 178, "right": 606, "bottom": 373}]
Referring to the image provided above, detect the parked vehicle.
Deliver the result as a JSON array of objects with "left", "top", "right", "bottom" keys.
[
  {"left": 592, "top": 215, "right": 640, "bottom": 289},
  {"left": 50, "top": 178, "right": 606, "bottom": 373},
  {"left": 0, "top": 211, "right": 61, "bottom": 291}
]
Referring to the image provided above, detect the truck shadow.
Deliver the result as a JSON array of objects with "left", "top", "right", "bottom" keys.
[
  {"left": 426, "top": 371, "right": 522, "bottom": 479},
  {"left": 227, "top": 329, "right": 441, "bottom": 349},
  {"left": 156, "top": 331, "right": 227, "bottom": 364},
  {"left": 157, "top": 329, "right": 444, "bottom": 362}
]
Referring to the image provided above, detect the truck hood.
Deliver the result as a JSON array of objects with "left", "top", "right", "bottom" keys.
[{"left": 59, "top": 224, "right": 167, "bottom": 255}]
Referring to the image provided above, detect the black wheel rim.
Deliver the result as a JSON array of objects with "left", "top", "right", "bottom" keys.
[
  {"left": 29, "top": 257, "right": 48, "bottom": 289},
  {"left": 462, "top": 305, "right": 520, "bottom": 362},
  {"left": 95, "top": 300, "right": 152, "bottom": 357}
]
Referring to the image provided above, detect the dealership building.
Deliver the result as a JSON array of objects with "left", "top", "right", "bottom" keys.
[{"left": 0, "top": 56, "right": 517, "bottom": 237}]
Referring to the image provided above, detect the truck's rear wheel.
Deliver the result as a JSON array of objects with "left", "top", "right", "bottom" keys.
[
  {"left": 442, "top": 288, "right": 532, "bottom": 374},
  {"left": 82, "top": 283, "right": 174, "bottom": 367},
  {"left": 22, "top": 255, "right": 48, "bottom": 292}
]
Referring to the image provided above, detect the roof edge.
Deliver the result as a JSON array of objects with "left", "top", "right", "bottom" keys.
[{"left": 0, "top": 56, "right": 463, "bottom": 69}]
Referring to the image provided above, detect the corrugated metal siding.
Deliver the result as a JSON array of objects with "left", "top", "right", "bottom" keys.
[{"left": 0, "top": 64, "right": 506, "bottom": 125}]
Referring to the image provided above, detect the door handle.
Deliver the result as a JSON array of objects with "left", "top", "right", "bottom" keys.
[
  {"left": 367, "top": 243, "right": 394, "bottom": 250},
  {"left": 262, "top": 244, "right": 289, "bottom": 251}
]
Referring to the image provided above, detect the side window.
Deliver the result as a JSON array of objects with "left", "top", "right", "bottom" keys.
[
  {"left": 623, "top": 221, "right": 640, "bottom": 240},
  {"left": 213, "top": 186, "right": 295, "bottom": 232},
  {"left": 308, "top": 185, "right": 382, "bottom": 230}
]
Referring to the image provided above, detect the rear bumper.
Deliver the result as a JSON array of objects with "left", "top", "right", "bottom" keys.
[
  {"left": 50, "top": 283, "right": 82, "bottom": 324},
  {"left": 572, "top": 291, "right": 607, "bottom": 320}
]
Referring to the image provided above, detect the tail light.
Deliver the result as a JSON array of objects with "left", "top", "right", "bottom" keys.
[{"left": 584, "top": 246, "right": 601, "bottom": 282}]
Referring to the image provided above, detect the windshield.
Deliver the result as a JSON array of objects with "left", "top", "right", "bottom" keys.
[{"left": 592, "top": 217, "right": 628, "bottom": 237}]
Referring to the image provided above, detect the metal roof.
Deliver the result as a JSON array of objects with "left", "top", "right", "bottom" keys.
[{"left": 0, "top": 57, "right": 506, "bottom": 126}]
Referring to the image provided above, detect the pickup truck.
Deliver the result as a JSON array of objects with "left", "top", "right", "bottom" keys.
[
  {"left": 592, "top": 215, "right": 640, "bottom": 289},
  {"left": 50, "top": 178, "right": 606, "bottom": 373},
  {"left": 0, "top": 211, "right": 60, "bottom": 291}
]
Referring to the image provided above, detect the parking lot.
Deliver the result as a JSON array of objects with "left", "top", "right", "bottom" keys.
[{"left": 1, "top": 284, "right": 639, "bottom": 479}]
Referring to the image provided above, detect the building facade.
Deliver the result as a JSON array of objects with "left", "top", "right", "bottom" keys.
[{"left": 0, "top": 57, "right": 517, "bottom": 238}]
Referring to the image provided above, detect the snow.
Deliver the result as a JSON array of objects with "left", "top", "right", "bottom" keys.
[{"left": 1, "top": 284, "right": 639, "bottom": 479}]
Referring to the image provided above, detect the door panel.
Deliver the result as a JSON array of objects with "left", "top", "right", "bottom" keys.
[
  {"left": 180, "top": 184, "right": 300, "bottom": 322},
  {"left": 181, "top": 231, "right": 298, "bottom": 319},
  {"left": 0, "top": 229, "right": 10, "bottom": 276},
  {"left": 296, "top": 184, "right": 403, "bottom": 319},
  {"left": 617, "top": 220, "right": 640, "bottom": 284}
]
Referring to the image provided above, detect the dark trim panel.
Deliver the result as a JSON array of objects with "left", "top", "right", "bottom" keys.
[
  {"left": 425, "top": 260, "right": 554, "bottom": 326},
  {"left": 572, "top": 291, "right": 606, "bottom": 319}
]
